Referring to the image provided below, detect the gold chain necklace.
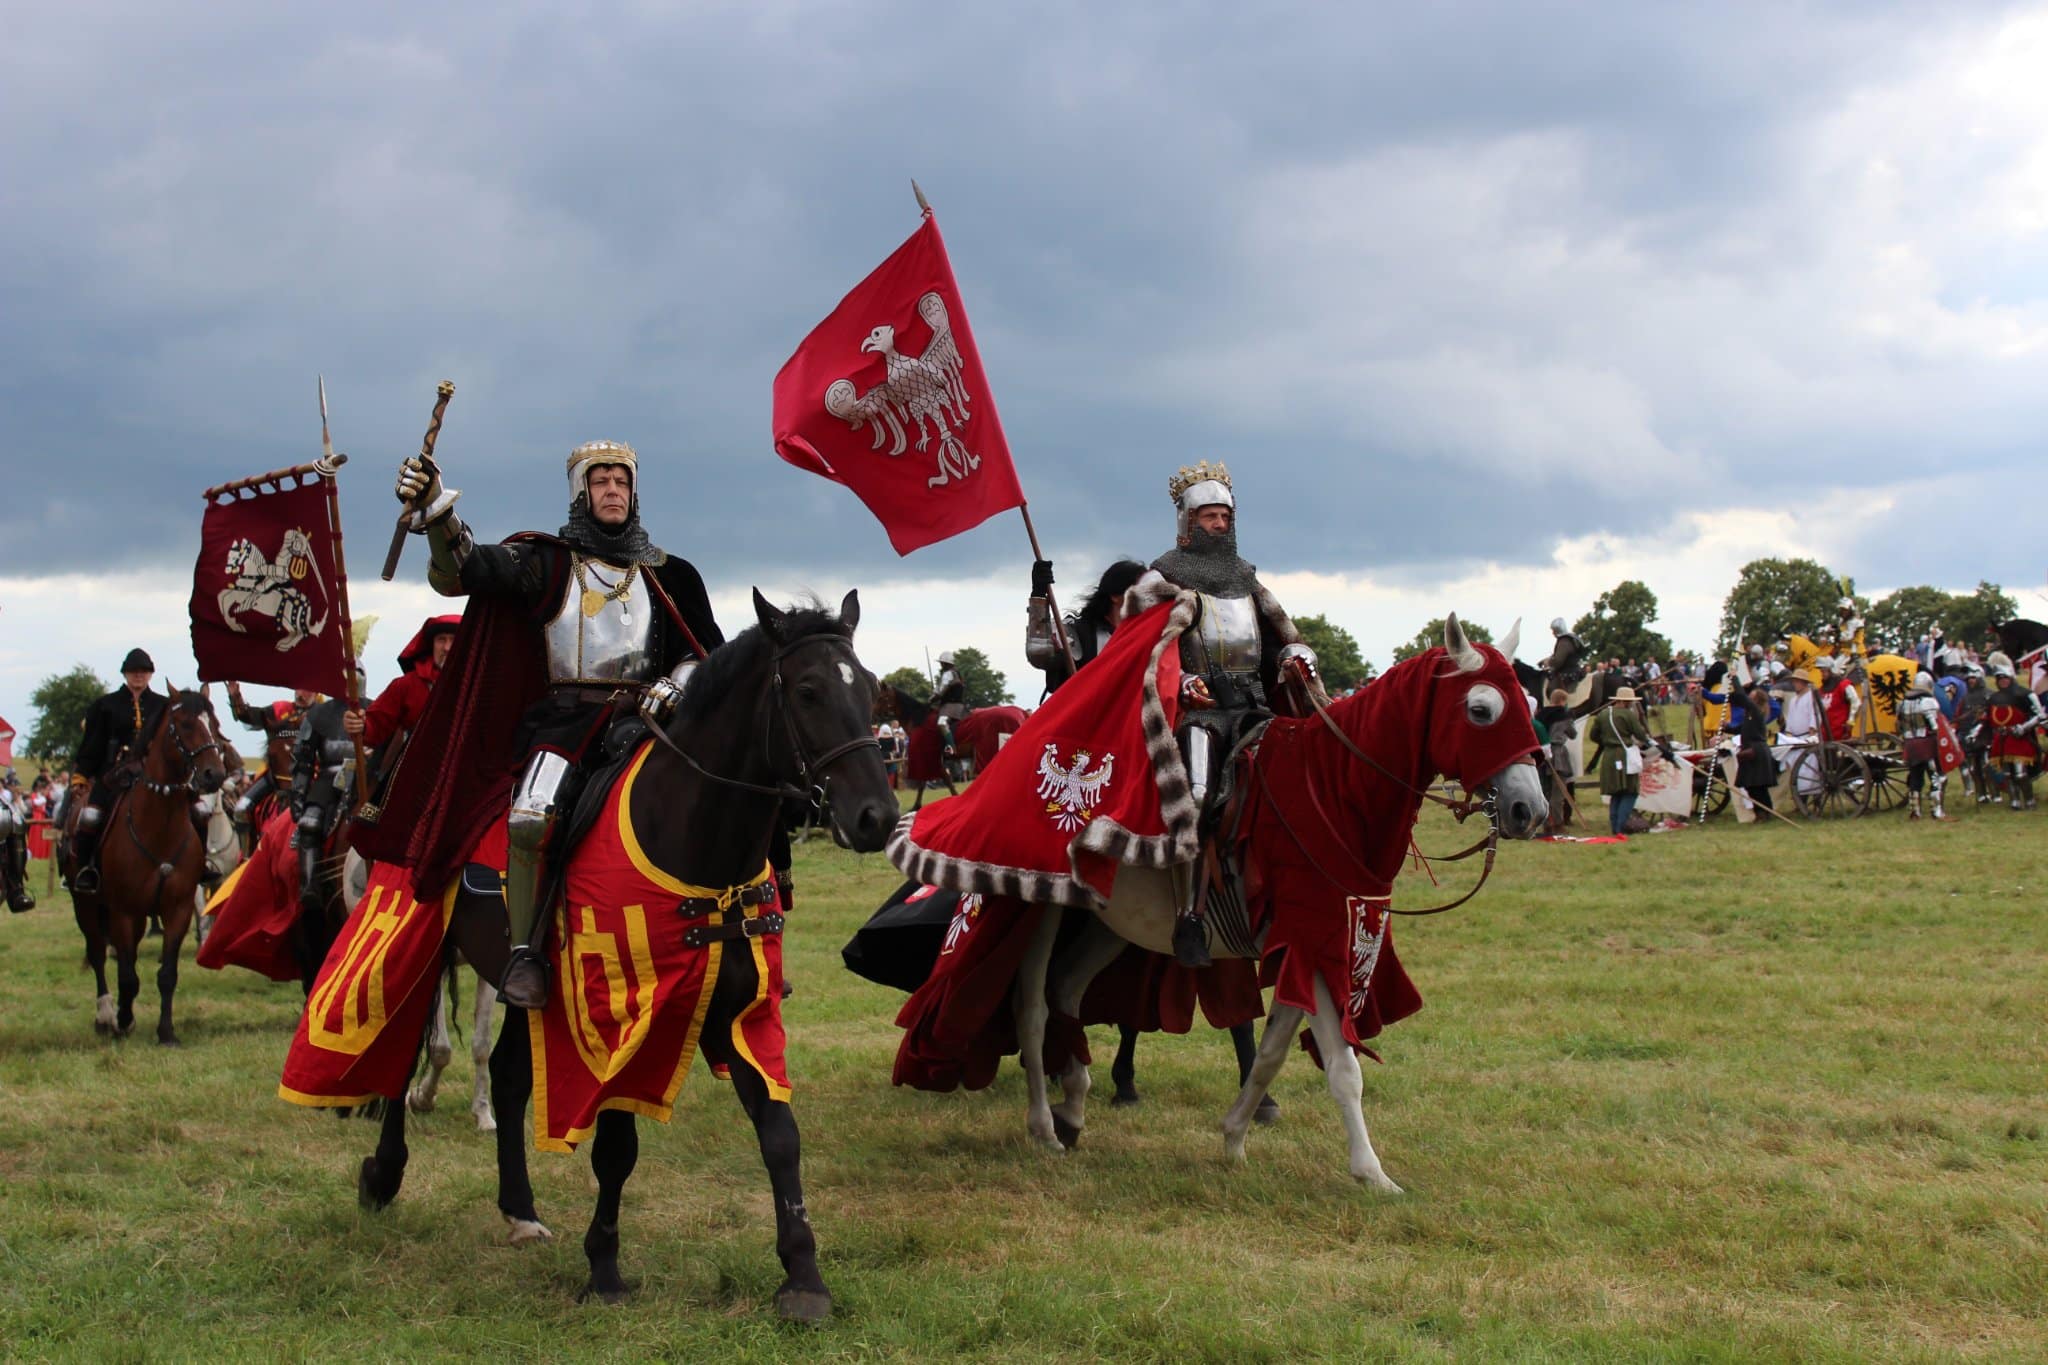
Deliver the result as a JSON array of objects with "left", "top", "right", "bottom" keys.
[{"left": 576, "top": 559, "right": 639, "bottom": 621}]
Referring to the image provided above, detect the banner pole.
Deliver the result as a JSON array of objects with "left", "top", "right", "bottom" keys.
[{"left": 314, "top": 378, "right": 368, "bottom": 809}]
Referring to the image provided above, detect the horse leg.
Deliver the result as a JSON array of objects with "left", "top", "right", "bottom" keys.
[
  {"left": 1304, "top": 973, "right": 1400, "bottom": 1192},
  {"left": 154, "top": 897, "right": 190, "bottom": 1046},
  {"left": 1221, "top": 1002, "right": 1306, "bottom": 1166},
  {"left": 77, "top": 899, "right": 114, "bottom": 1035},
  {"left": 358, "top": 1074, "right": 412, "bottom": 1210},
  {"left": 110, "top": 914, "right": 143, "bottom": 1038},
  {"left": 579, "top": 1110, "right": 637, "bottom": 1304},
  {"left": 1044, "top": 918, "right": 1129, "bottom": 1149},
  {"left": 710, "top": 1037, "right": 831, "bottom": 1323},
  {"left": 1111, "top": 1026, "right": 1141, "bottom": 1106},
  {"left": 1012, "top": 907, "right": 1064, "bottom": 1154},
  {"left": 489, "top": 1005, "right": 551, "bottom": 1244},
  {"left": 1234, "top": 1020, "right": 1280, "bottom": 1125},
  {"left": 407, "top": 976, "right": 453, "bottom": 1114},
  {"left": 470, "top": 976, "right": 499, "bottom": 1132}
]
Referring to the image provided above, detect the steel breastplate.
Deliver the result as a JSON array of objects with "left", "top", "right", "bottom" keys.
[
  {"left": 1193, "top": 592, "right": 1262, "bottom": 677},
  {"left": 1896, "top": 698, "right": 1936, "bottom": 737},
  {"left": 545, "top": 556, "right": 656, "bottom": 684}
]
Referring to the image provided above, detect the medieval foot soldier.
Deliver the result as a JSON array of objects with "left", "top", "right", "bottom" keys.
[
  {"left": 67, "top": 648, "right": 168, "bottom": 894},
  {"left": 386, "top": 439, "right": 726, "bottom": 1010},
  {"left": 289, "top": 678, "right": 362, "bottom": 918},
  {"left": 0, "top": 772, "right": 33, "bottom": 912},
  {"left": 1153, "top": 461, "right": 1317, "bottom": 968},
  {"left": 1542, "top": 617, "right": 1587, "bottom": 694},
  {"left": 226, "top": 682, "right": 319, "bottom": 836},
  {"left": 1983, "top": 653, "right": 2044, "bottom": 810},
  {"left": 1897, "top": 671, "right": 1948, "bottom": 820}
]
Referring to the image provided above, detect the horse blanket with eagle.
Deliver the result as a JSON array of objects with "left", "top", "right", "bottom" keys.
[
  {"left": 885, "top": 580, "right": 1426, "bottom": 1085},
  {"left": 280, "top": 743, "right": 788, "bottom": 1148}
]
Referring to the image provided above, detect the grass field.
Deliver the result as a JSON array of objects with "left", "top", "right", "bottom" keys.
[{"left": 2, "top": 784, "right": 2045, "bottom": 1362}]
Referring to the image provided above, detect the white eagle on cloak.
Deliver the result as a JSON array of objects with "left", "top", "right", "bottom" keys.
[
  {"left": 823, "top": 291, "right": 982, "bottom": 489},
  {"left": 1035, "top": 743, "right": 1114, "bottom": 833}
]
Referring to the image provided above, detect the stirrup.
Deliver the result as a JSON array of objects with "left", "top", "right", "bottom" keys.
[
  {"left": 73, "top": 865, "right": 100, "bottom": 895},
  {"left": 500, "top": 947, "right": 552, "bottom": 1011},
  {"left": 1172, "top": 913, "right": 1212, "bottom": 970}
]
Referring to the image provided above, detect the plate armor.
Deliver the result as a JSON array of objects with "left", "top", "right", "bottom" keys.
[{"left": 544, "top": 558, "right": 656, "bottom": 684}]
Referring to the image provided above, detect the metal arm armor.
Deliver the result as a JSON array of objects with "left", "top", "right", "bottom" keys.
[
  {"left": 1025, "top": 600, "right": 1076, "bottom": 671},
  {"left": 424, "top": 510, "right": 478, "bottom": 597}
]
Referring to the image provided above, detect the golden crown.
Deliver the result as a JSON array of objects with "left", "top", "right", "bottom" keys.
[{"left": 1167, "top": 460, "right": 1232, "bottom": 504}]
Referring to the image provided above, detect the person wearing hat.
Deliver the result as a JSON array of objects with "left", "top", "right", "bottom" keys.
[
  {"left": 1592, "top": 685, "right": 1653, "bottom": 835},
  {"left": 1982, "top": 652, "right": 2044, "bottom": 810},
  {"left": 66, "top": 647, "right": 169, "bottom": 892},
  {"left": 382, "top": 439, "right": 728, "bottom": 1009}
]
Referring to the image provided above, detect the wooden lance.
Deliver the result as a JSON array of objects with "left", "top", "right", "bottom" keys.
[
  {"left": 380, "top": 380, "right": 456, "bottom": 581},
  {"left": 911, "top": 180, "right": 1076, "bottom": 674},
  {"left": 311, "top": 377, "right": 369, "bottom": 807}
]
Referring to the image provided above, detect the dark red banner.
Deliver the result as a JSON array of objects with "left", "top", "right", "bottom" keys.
[
  {"left": 773, "top": 214, "right": 1025, "bottom": 555},
  {"left": 189, "top": 474, "right": 350, "bottom": 695}
]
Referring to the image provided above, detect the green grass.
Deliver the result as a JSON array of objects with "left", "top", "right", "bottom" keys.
[{"left": 2, "top": 787, "right": 2045, "bottom": 1362}]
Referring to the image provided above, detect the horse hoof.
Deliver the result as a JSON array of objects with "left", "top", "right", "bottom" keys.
[
  {"left": 1356, "top": 1173, "right": 1405, "bottom": 1195},
  {"left": 1051, "top": 1114, "right": 1082, "bottom": 1150},
  {"left": 476, "top": 1112, "right": 498, "bottom": 1134},
  {"left": 1110, "top": 1090, "right": 1141, "bottom": 1108},
  {"left": 504, "top": 1216, "right": 554, "bottom": 1245},
  {"left": 93, "top": 1018, "right": 114, "bottom": 1038},
  {"left": 776, "top": 1286, "right": 833, "bottom": 1324},
  {"left": 357, "top": 1158, "right": 396, "bottom": 1211},
  {"left": 406, "top": 1090, "right": 435, "bottom": 1115},
  {"left": 158, "top": 1034, "right": 181, "bottom": 1049},
  {"left": 577, "top": 1278, "right": 632, "bottom": 1306},
  {"left": 1253, "top": 1097, "right": 1280, "bottom": 1126}
]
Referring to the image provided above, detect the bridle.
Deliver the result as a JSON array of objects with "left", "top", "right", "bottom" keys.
[
  {"left": 1254, "top": 668, "right": 1510, "bottom": 917},
  {"left": 647, "top": 632, "right": 881, "bottom": 810},
  {"left": 141, "top": 703, "right": 224, "bottom": 799}
]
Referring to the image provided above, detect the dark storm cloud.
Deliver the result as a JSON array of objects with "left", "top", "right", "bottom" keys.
[{"left": 2, "top": 1, "right": 2042, "bottom": 598}]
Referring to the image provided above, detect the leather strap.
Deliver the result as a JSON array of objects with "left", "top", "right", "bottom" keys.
[
  {"left": 680, "top": 910, "right": 784, "bottom": 949},
  {"left": 673, "top": 879, "right": 779, "bottom": 920}
]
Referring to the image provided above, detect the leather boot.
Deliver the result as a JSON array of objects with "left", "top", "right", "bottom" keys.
[{"left": 1172, "top": 912, "right": 1212, "bottom": 970}]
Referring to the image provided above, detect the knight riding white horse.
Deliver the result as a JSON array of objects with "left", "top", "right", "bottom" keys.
[{"left": 217, "top": 527, "right": 330, "bottom": 651}]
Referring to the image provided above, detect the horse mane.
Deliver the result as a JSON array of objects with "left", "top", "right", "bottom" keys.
[
  {"left": 887, "top": 684, "right": 933, "bottom": 727},
  {"left": 672, "top": 604, "right": 848, "bottom": 731}
]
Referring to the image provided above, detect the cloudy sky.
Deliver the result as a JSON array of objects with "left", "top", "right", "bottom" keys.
[{"left": 4, "top": 2, "right": 2045, "bottom": 743}]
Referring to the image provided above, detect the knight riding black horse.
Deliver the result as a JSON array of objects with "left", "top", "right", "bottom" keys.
[{"left": 355, "top": 592, "right": 896, "bottom": 1321}]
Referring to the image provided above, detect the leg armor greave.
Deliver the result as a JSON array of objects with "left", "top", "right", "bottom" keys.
[
  {"left": 296, "top": 805, "right": 328, "bottom": 911},
  {"left": 1171, "top": 722, "right": 1218, "bottom": 969},
  {"left": 505, "top": 751, "right": 571, "bottom": 952},
  {"left": 1181, "top": 724, "right": 1215, "bottom": 813}
]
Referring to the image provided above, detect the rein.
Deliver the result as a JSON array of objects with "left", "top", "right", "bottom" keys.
[
  {"left": 646, "top": 633, "right": 881, "bottom": 808},
  {"left": 1266, "top": 671, "right": 1502, "bottom": 917}
]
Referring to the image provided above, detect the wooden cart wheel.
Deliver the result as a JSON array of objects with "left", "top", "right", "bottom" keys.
[
  {"left": 1788, "top": 742, "right": 1871, "bottom": 818},
  {"left": 1861, "top": 747, "right": 1909, "bottom": 812}
]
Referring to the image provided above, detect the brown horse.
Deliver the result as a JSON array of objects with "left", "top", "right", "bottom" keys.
[{"left": 64, "top": 687, "right": 231, "bottom": 1043}]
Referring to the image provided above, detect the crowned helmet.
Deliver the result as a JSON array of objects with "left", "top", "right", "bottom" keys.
[
  {"left": 567, "top": 440, "right": 638, "bottom": 500},
  {"left": 1168, "top": 460, "right": 1234, "bottom": 540}
]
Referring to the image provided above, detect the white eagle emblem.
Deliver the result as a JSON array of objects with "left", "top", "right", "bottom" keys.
[
  {"left": 940, "top": 893, "right": 983, "bottom": 957},
  {"left": 1345, "top": 896, "right": 1389, "bottom": 1018},
  {"left": 1035, "top": 743, "right": 1114, "bottom": 832},
  {"left": 823, "top": 291, "right": 982, "bottom": 490},
  {"left": 216, "top": 527, "right": 330, "bottom": 651}
]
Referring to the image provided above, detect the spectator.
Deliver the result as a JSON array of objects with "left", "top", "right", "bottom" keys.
[{"left": 1592, "top": 686, "right": 1652, "bottom": 836}]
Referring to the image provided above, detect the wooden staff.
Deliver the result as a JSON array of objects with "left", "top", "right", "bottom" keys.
[
  {"left": 380, "top": 380, "right": 456, "bottom": 581},
  {"left": 913, "top": 181, "right": 1076, "bottom": 673},
  {"left": 313, "top": 378, "right": 368, "bottom": 807}
]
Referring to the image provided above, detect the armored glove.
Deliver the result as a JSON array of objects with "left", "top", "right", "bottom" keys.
[
  {"left": 1277, "top": 642, "right": 1318, "bottom": 679},
  {"left": 395, "top": 456, "right": 460, "bottom": 528},
  {"left": 641, "top": 675, "right": 684, "bottom": 726},
  {"left": 1030, "top": 559, "right": 1055, "bottom": 598}
]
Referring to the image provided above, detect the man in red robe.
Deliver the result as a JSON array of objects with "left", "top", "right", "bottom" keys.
[{"left": 342, "top": 615, "right": 460, "bottom": 787}]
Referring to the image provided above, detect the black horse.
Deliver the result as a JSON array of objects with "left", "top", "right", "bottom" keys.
[{"left": 356, "top": 591, "right": 897, "bottom": 1320}]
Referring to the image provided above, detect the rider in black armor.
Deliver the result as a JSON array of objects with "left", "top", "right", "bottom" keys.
[{"left": 289, "top": 684, "right": 358, "bottom": 917}]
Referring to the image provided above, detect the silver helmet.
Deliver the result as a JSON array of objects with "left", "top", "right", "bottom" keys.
[
  {"left": 1168, "top": 460, "right": 1234, "bottom": 540},
  {"left": 566, "top": 440, "right": 638, "bottom": 500}
]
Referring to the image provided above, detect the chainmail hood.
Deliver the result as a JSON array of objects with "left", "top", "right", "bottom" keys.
[
  {"left": 559, "top": 492, "right": 665, "bottom": 566},
  {"left": 1151, "top": 524, "right": 1259, "bottom": 597}
]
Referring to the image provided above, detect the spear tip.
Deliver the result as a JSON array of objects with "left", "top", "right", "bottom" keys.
[{"left": 912, "top": 179, "right": 931, "bottom": 215}]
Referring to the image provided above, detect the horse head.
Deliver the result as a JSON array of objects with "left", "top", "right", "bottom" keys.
[
  {"left": 742, "top": 588, "right": 897, "bottom": 852},
  {"left": 1427, "top": 614, "right": 1546, "bottom": 838},
  {"left": 159, "top": 685, "right": 228, "bottom": 796}
]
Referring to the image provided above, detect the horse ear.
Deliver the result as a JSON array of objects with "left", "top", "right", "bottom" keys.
[
  {"left": 1443, "top": 614, "right": 1483, "bottom": 674},
  {"left": 752, "top": 588, "right": 785, "bottom": 641},
  {"left": 1499, "top": 618, "right": 1521, "bottom": 662},
  {"left": 839, "top": 589, "right": 860, "bottom": 634}
]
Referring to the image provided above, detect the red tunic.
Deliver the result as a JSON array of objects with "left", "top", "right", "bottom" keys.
[{"left": 362, "top": 666, "right": 435, "bottom": 749}]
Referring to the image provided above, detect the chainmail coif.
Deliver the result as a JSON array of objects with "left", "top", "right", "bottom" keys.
[
  {"left": 1151, "top": 524, "right": 1259, "bottom": 597},
  {"left": 559, "top": 493, "right": 665, "bottom": 566}
]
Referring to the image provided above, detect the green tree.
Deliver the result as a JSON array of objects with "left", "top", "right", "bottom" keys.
[
  {"left": 27, "top": 664, "right": 106, "bottom": 760},
  {"left": 1292, "top": 614, "right": 1372, "bottom": 691},
  {"left": 1716, "top": 558, "right": 1844, "bottom": 654},
  {"left": 1944, "top": 580, "right": 2019, "bottom": 652},
  {"left": 1391, "top": 617, "right": 1491, "bottom": 663},
  {"left": 1571, "top": 579, "right": 1671, "bottom": 665},
  {"left": 877, "top": 666, "right": 930, "bottom": 701},
  {"left": 1866, "top": 585, "right": 1952, "bottom": 655},
  {"left": 949, "top": 647, "right": 1012, "bottom": 706}
]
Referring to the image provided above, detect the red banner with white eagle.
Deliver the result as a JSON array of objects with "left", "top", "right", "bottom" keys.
[
  {"left": 189, "top": 469, "right": 352, "bottom": 695},
  {"left": 772, "top": 213, "right": 1025, "bottom": 555}
]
